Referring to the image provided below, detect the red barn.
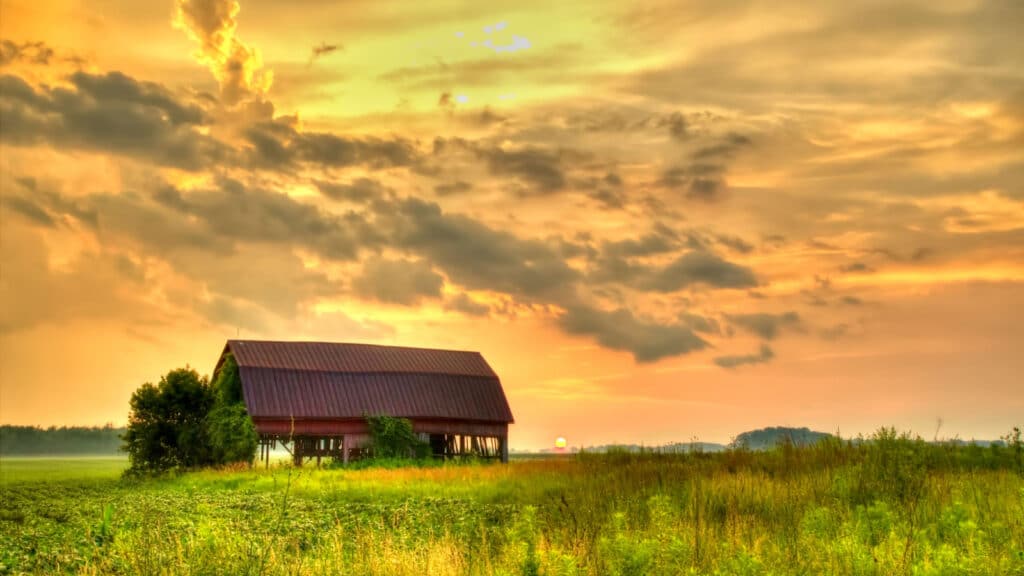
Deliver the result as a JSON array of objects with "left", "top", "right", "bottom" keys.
[{"left": 213, "top": 340, "right": 514, "bottom": 465}]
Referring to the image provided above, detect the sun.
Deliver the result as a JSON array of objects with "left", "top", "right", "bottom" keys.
[{"left": 555, "top": 437, "right": 567, "bottom": 449}]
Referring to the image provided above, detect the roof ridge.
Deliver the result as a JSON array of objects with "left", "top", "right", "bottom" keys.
[
  {"left": 228, "top": 339, "right": 485, "bottom": 356},
  {"left": 239, "top": 366, "right": 499, "bottom": 379}
]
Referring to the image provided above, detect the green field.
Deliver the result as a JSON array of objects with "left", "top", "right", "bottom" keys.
[{"left": 1, "top": 436, "right": 1023, "bottom": 575}]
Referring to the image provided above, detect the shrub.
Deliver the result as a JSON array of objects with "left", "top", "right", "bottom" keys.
[
  {"left": 122, "top": 367, "right": 215, "bottom": 472},
  {"left": 365, "top": 414, "right": 429, "bottom": 459},
  {"left": 122, "top": 356, "right": 258, "bottom": 472}
]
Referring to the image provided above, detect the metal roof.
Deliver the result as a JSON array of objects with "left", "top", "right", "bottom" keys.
[{"left": 219, "top": 340, "right": 514, "bottom": 424}]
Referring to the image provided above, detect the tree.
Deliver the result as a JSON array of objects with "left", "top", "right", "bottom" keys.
[
  {"left": 366, "top": 414, "right": 428, "bottom": 459},
  {"left": 122, "top": 357, "right": 259, "bottom": 472},
  {"left": 206, "top": 353, "right": 258, "bottom": 464},
  {"left": 122, "top": 367, "right": 215, "bottom": 472}
]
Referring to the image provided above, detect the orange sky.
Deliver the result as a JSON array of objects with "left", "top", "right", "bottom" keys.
[{"left": 1, "top": 0, "right": 1022, "bottom": 449}]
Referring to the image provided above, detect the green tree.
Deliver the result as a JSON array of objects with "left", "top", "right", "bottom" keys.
[
  {"left": 122, "top": 367, "right": 215, "bottom": 472},
  {"left": 207, "top": 403, "right": 258, "bottom": 464},
  {"left": 366, "top": 414, "right": 427, "bottom": 459}
]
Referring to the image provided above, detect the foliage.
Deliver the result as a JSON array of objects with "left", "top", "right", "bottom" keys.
[
  {"left": 121, "top": 357, "right": 258, "bottom": 473},
  {"left": 365, "top": 414, "right": 429, "bottom": 460},
  {"left": 206, "top": 353, "right": 258, "bottom": 465},
  {"left": 731, "top": 426, "right": 833, "bottom": 449},
  {"left": 207, "top": 404, "right": 258, "bottom": 465},
  {"left": 211, "top": 352, "right": 244, "bottom": 405},
  {"left": 121, "top": 367, "right": 215, "bottom": 472},
  {"left": 0, "top": 425, "right": 125, "bottom": 456}
]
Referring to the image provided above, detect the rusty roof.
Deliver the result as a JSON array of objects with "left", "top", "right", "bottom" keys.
[{"left": 219, "top": 340, "right": 514, "bottom": 424}]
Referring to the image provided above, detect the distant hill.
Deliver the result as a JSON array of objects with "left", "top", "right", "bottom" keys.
[
  {"left": 0, "top": 425, "right": 125, "bottom": 456},
  {"left": 546, "top": 442, "right": 728, "bottom": 454},
  {"left": 732, "top": 426, "right": 833, "bottom": 449}
]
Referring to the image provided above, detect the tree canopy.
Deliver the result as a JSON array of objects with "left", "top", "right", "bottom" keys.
[{"left": 122, "top": 355, "right": 256, "bottom": 473}]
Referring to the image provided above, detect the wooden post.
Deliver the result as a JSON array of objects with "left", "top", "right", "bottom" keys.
[
  {"left": 499, "top": 436, "right": 508, "bottom": 463},
  {"left": 293, "top": 438, "right": 303, "bottom": 467},
  {"left": 342, "top": 435, "right": 349, "bottom": 465}
]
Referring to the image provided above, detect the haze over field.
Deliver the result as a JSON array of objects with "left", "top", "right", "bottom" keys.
[{"left": 1, "top": 0, "right": 1022, "bottom": 450}]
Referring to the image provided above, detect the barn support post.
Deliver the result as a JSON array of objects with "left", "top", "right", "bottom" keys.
[
  {"left": 499, "top": 435, "right": 508, "bottom": 463},
  {"left": 342, "top": 435, "right": 349, "bottom": 464}
]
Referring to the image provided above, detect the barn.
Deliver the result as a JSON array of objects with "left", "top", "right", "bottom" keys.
[{"left": 212, "top": 339, "right": 514, "bottom": 466}]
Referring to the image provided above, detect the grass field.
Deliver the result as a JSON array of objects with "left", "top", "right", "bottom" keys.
[{"left": 1, "top": 433, "right": 1023, "bottom": 575}]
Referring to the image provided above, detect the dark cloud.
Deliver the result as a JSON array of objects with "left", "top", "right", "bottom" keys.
[
  {"left": 352, "top": 258, "right": 444, "bottom": 305},
  {"left": 602, "top": 227, "right": 679, "bottom": 258},
  {"left": 383, "top": 197, "right": 580, "bottom": 301},
  {"left": 315, "top": 178, "right": 387, "bottom": 203},
  {"left": 0, "top": 72, "right": 225, "bottom": 170},
  {"left": 643, "top": 250, "right": 758, "bottom": 292},
  {"left": 727, "top": 312, "right": 801, "bottom": 340},
  {"left": 658, "top": 111, "right": 689, "bottom": 140},
  {"left": 588, "top": 188, "right": 626, "bottom": 210},
  {"left": 559, "top": 304, "right": 708, "bottom": 363},
  {"left": 309, "top": 42, "right": 342, "bottom": 64},
  {"left": 714, "top": 344, "right": 774, "bottom": 369},
  {"left": 840, "top": 296, "right": 864, "bottom": 306},
  {"left": 244, "top": 119, "right": 419, "bottom": 171},
  {"left": 715, "top": 234, "right": 754, "bottom": 254},
  {"left": 434, "top": 180, "right": 473, "bottom": 196},
  {"left": 679, "top": 312, "right": 721, "bottom": 335},
  {"left": 660, "top": 163, "right": 728, "bottom": 201},
  {"left": 477, "top": 146, "right": 566, "bottom": 194},
  {"left": 0, "top": 40, "right": 55, "bottom": 66},
  {"left": 840, "top": 261, "right": 874, "bottom": 273},
  {"left": 443, "top": 293, "right": 490, "bottom": 317},
  {"left": 692, "top": 133, "right": 751, "bottom": 161},
  {"left": 5, "top": 196, "right": 56, "bottom": 227},
  {"left": 475, "top": 107, "right": 506, "bottom": 126}
]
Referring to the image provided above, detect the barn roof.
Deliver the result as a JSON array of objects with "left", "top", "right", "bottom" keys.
[{"left": 218, "top": 340, "right": 514, "bottom": 424}]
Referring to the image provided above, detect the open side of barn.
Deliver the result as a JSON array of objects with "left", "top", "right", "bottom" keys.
[{"left": 213, "top": 340, "right": 514, "bottom": 466}]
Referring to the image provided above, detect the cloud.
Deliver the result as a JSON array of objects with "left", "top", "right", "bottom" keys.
[
  {"left": 0, "top": 72, "right": 225, "bottom": 170},
  {"left": 644, "top": 250, "right": 758, "bottom": 291},
  {"left": 658, "top": 111, "right": 689, "bottom": 140},
  {"left": 352, "top": 258, "right": 444, "bottom": 305},
  {"left": 173, "top": 0, "right": 272, "bottom": 105},
  {"left": 727, "top": 312, "right": 801, "bottom": 340},
  {"left": 315, "top": 178, "right": 387, "bottom": 203},
  {"left": 244, "top": 119, "right": 419, "bottom": 170},
  {"left": 589, "top": 188, "right": 626, "bottom": 209},
  {"left": 0, "top": 40, "right": 54, "bottom": 66},
  {"left": 433, "top": 180, "right": 473, "bottom": 196},
  {"left": 477, "top": 145, "right": 566, "bottom": 194},
  {"left": 660, "top": 163, "right": 727, "bottom": 201},
  {"left": 714, "top": 344, "right": 774, "bottom": 369},
  {"left": 558, "top": 305, "right": 708, "bottom": 363},
  {"left": 840, "top": 261, "right": 874, "bottom": 273},
  {"left": 444, "top": 293, "right": 490, "bottom": 317},
  {"left": 5, "top": 196, "right": 57, "bottom": 228},
  {"left": 309, "top": 42, "right": 342, "bottom": 65},
  {"left": 382, "top": 197, "right": 580, "bottom": 301}
]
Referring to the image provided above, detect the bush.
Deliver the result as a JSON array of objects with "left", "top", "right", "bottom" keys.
[
  {"left": 207, "top": 403, "right": 258, "bottom": 465},
  {"left": 122, "top": 367, "right": 215, "bottom": 472},
  {"left": 122, "top": 356, "right": 258, "bottom": 473},
  {"left": 366, "top": 414, "right": 428, "bottom": 459}
]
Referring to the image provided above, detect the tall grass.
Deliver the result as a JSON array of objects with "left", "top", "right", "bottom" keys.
[{"left": 1, "top": 428, "right": 1021, "bottom": 575}]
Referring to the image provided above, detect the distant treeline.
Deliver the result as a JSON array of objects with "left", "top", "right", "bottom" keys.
[{"left": 0, "top": 425, "right": 126, "bottom": 455}]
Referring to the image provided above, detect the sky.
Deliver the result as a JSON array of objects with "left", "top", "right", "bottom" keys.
[{"left": 1, "top": 0, "right": 1022, "bottom": 450}]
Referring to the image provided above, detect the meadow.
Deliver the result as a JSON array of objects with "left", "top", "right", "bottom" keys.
[{"left": 1, "top": 431, "right": 1022, "bottom": 575}]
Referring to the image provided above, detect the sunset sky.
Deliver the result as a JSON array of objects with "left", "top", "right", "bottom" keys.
[{"left": 1, "top": 0, "right": 1021, "bottom": 449}]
